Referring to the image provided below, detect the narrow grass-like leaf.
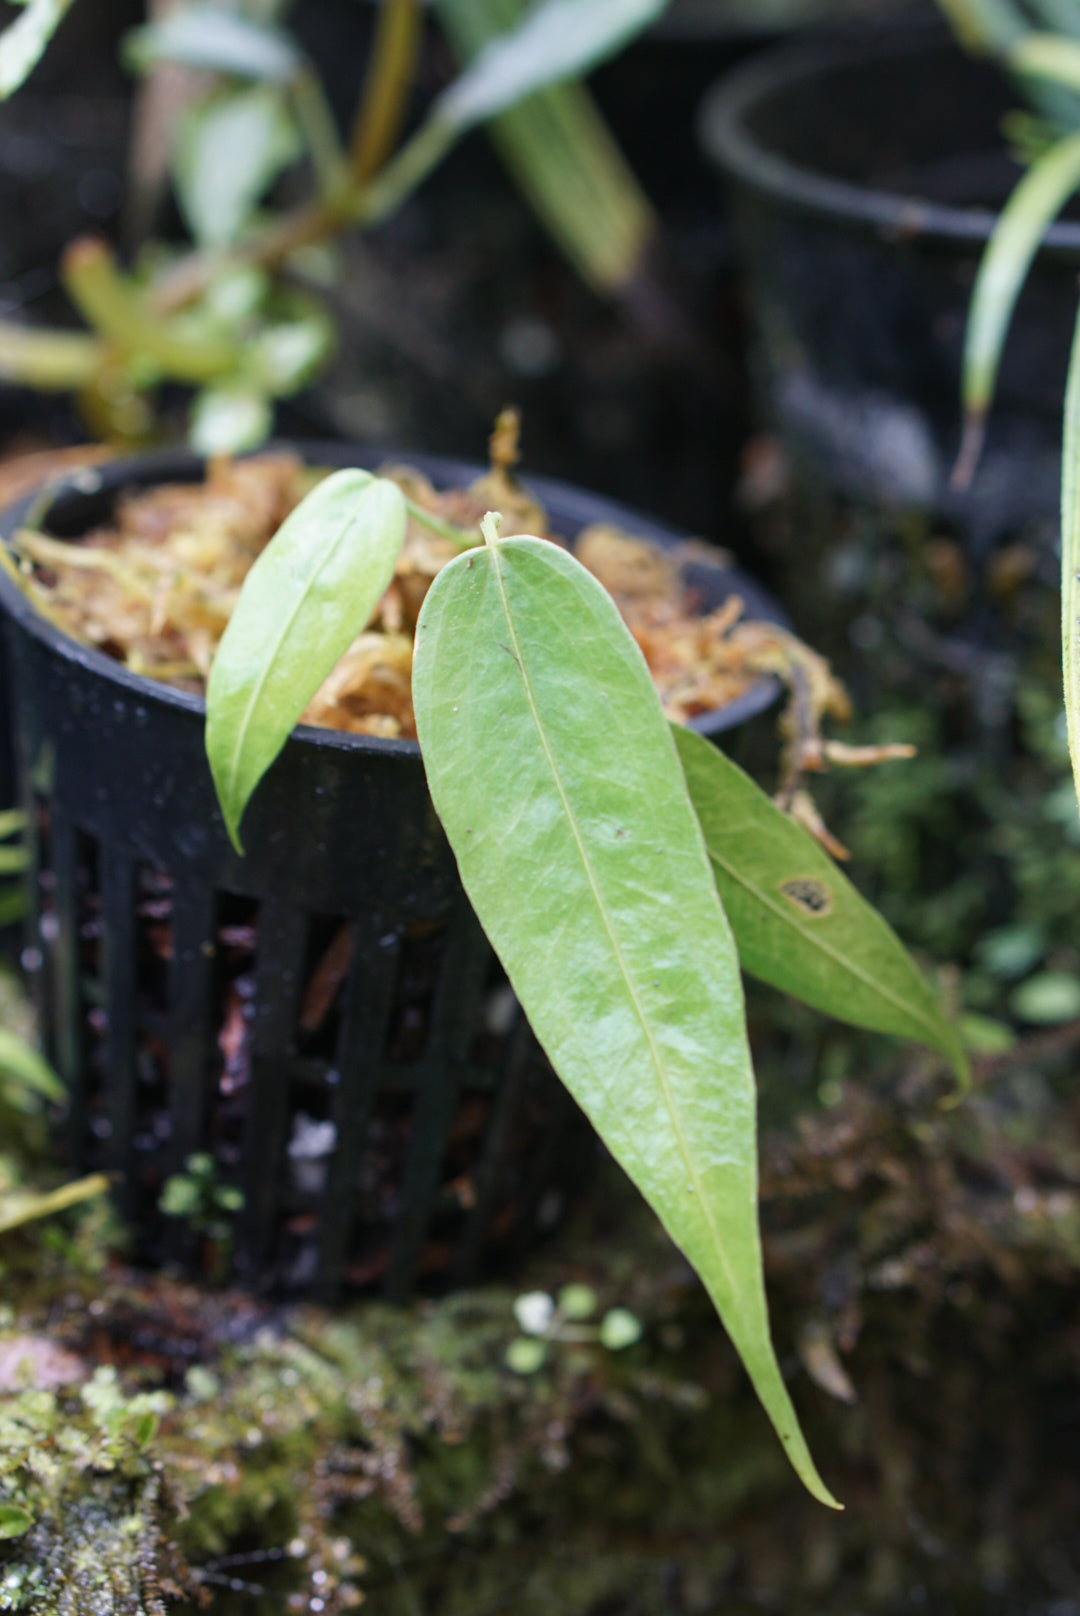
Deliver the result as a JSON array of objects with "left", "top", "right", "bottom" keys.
[
  {"left": 0, "top": 1172, "right": 110, "bottom": 1235},
  {"left": 206, "top": 470, "right": 406, "bottom": 851},
  {"left": 0, "top": 0, "right": 77, "bottom": 99},
  {"left": 955, "top": 131, "right": 1080, "bottom": 485},
  {"left": 0, "top": 1027, "right": 64, "bottom": 1105},
  {"left": 436, "top": 0, "right": 653, "bottom": 292},
  {"left": 673, "top": 725, "right": 969, "bottom": 1086},
  {"left": 435, "top": 0, "right": 668, "bottom": 131},
  {"left": 413, "top": 533, "right": 838, "bottom": 1508},
  {"left": 1062, "top": 302, "right": 1080, "bottom": 810},
  {"left": 1010, "top": 31, "right": 1080, "bottom": 94}
]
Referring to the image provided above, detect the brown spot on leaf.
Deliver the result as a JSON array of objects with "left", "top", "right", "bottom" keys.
[{"left": 780, "top": 877, "right": 833, "bottom": 918}]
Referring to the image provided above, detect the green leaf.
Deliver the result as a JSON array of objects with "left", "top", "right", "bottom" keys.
[
  {"left": 413, "top": 532, "right": 837, "bottom": 1508},
  {"left": 672, "top": 726, "right": 969, "bottom": 1086},
  {"left": 1010, "top": 31, "right": 1080, "bottom": 95},
  {"left": 206, "top": 470, "right": 406, "bottom": 852},
  {"left": 0, "top": 1028, "right": 64, "bottom": 1105},
  {"left": 0, "top": 0, "right": 77, "bottom": 99},
  {"left": 0, "top": 1504, "right": 33, "bottom": 1540},
  {"left": 1010, "top": 970, "right": 1080, "bottom": 1023},
  {"left": 1063, "top": 302, "right": 1080, "bottom": 813},
  {"left": 599, "top": 1307, "right": 642, "bottom": 1350},
  {"left": 247, "top": 312, "right": 335, "bottom": 396},
  {"left": 189, "top": 385, "right": 273, "bottom": 457},
  {"left": 955, "top": 131, "right": 1080, "bottom": 484},
  {"left": 0, "top": 1172, "right": 109, "bottom": 1235},
  {"left": 130, "top": 1411, "right": 159, "bottom": 1449},
  {"left": 174, "top": 86, "right": 302, "bottom": 248},
  {"left": 124, "top": 5, "right": 300, "bottom": 83},
  {"left": 434, "top": 0, "right": 669, "bottom": 132}
]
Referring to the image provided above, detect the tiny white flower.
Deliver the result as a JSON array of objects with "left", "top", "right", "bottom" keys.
[{"left": 513, "top": 1291, "right": 555, "bottom": 1336}]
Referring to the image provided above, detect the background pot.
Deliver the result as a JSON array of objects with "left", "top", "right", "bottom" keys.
[
  {"left": 700, "top": 19, "right": 1080, "bottom": 549},
  {"left": 0, "top": 444, "right": 785, "bottom": 1299}
]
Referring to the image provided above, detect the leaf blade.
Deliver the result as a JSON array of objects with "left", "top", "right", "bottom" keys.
[
  {"left": 172, "top": 85, "right": 302, "bottom": 249},
  {"left": 956, "top": 130, "right": 1080, "bottom": 483},
  {"left": 205, "top": 470, "right": 406, "bottom": 850},
  {"left": 673, "top": 725, "right": 968, "bottom": 1084},
  {"left": 0, "top": 1027, "right": 64, "bottom": 1106},
  {"left": 434, "top": 0, "right": 668, "bottom": 131},
  {"left": 1062, "top": 302, "right": 1080, "bottom": 812},
  {"left": 413, "top": 534, "right": 837, "bottom": 1508},
  {"left": 0, "top": 0, "right": 77, "bottom": 99},
  {"left": 124, "top": 4, "right": 301, "bottom": 83}
]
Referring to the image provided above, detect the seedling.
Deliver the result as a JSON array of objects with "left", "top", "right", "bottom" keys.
[{"left": 202, "top": 465, "right": 969, "bottom": 1505}]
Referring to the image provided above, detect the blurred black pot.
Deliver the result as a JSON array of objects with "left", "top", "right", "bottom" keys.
[{"left": 700, "top": 19, "right": 1080, "bottom": 547}]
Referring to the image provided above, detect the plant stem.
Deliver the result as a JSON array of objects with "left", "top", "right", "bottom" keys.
[
  {"left": 350, "top": 0, "right": 422, "bottom": 184},
  {"left": 0, "top": 322, "right": 103, "bottom": 389},
  {"left": 291, "top": 66, "right": 351, "bottom": 203},
  {"left": 403, "top": 496, "right": 479, "bottom": 551},
  {"left": 150, "top": 110, "right": 458, "bottom": 316}
]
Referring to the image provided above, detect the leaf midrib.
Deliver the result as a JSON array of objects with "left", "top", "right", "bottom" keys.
[{"left": 487, "top": 542, "right": 744, "bottom": 1310}]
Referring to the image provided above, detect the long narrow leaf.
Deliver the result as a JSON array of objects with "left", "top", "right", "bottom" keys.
[
  {"left": 0, "top": 1028, "right": 64, "bottom": 1105},
  {"left": 1010, "top": 31, "right": 1080, "bottom": 94},
  {"left": 0, "top": 1173, "right": 109, "bottom": 1235},
  {"left": 1062, "top": 303, "right": 1080, "bottom": 809},
  {"left": 205, "top": 470, "right": 406, "bottom": 851},
  {"left": 413, "top": 530, "right": 838, "bottom": 1508},
  {"left": 435, "top": 0, "right": 668, "bottom": 132},
  {"left": 436, "top": 0, "right": 653, "bottom": 292},
  {"left": 0, "top": 0, "right": 77, "bottom": 99},
  {"left": 955, "top": 131, "right": 1080, "bottom": 484},
  {"left": 673, "top": 726, "right": 969, "bottom": 1085}
]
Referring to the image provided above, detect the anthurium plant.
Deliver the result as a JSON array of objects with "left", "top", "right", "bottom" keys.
[
  {"left": 0, "top": 0, "right": 663, "bottom": 450},
  {"left": 204, "top": 466, "right": 968, "bottom": 1505}
]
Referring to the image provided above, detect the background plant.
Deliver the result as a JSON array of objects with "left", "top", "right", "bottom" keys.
[
  {"left": 0, "top": 0, "right": 669, "bottom": 452},
  {"left": 193, "top": 459, "right": 972, "bottom": 1504}
]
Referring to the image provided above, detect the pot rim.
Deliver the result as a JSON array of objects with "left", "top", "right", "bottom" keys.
[
  {"left": 698, "top": 20, "right": 1080, "bottom": 257},
  {"left": 0, "top": 442, "right": 785, "bottom": 747}
]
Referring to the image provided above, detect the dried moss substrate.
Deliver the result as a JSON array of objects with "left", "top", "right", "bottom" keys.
[{"left": 2, "top": 1046, "right": 1080, "bottom": 1616}]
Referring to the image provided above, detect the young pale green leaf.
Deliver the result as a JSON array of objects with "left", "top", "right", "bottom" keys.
[
  {"left": 124, "top": 4, "right": 301, "bottom": 82},
  {"left": 434, "top": 0, "right": 669, "bottom": 131},
  {"left": 955, "top": 130, "right": 1080, "bottom": 485},
  {"left": 206, "top": 470, "right": 406, "bottom": 851},
  {"left": 0, "top": 1027, "right": 64, "bottom": 1105},
  {"left": 0, "top": 1505, "right": 33, "bottom": 1541},
  {"left": 1010, "top": 31, "right": 1080, "bottom": 94},
  {"left": 0, "top": 0, "right": 77, "bottom": 99},
  {"left": 673, "top": 725, "right": 969, "bottom": 1085},
  {"left": 173, "top": 86, "right": 302, "bottom": 248},
  {"left": 413, "top": 532, "right": 838, "bottom": 1509},
  {"left": 189, "top": 385, "right": 273, "bottom": 457},
  {"left": 1062, "top": 303, "right": 1080, "bottom": 811}
]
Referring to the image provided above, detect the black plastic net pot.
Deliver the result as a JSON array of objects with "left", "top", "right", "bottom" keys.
[
  {"left": 699, "top": 20, "right": 1080, "bottom": 548},
  {"left": 0, "top": 446, "right": 785, "bottom": 1299}
]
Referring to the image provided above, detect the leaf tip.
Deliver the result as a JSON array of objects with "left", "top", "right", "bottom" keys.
[{"left": 481, "top": 510, "right": 503, "bottom": 548}]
